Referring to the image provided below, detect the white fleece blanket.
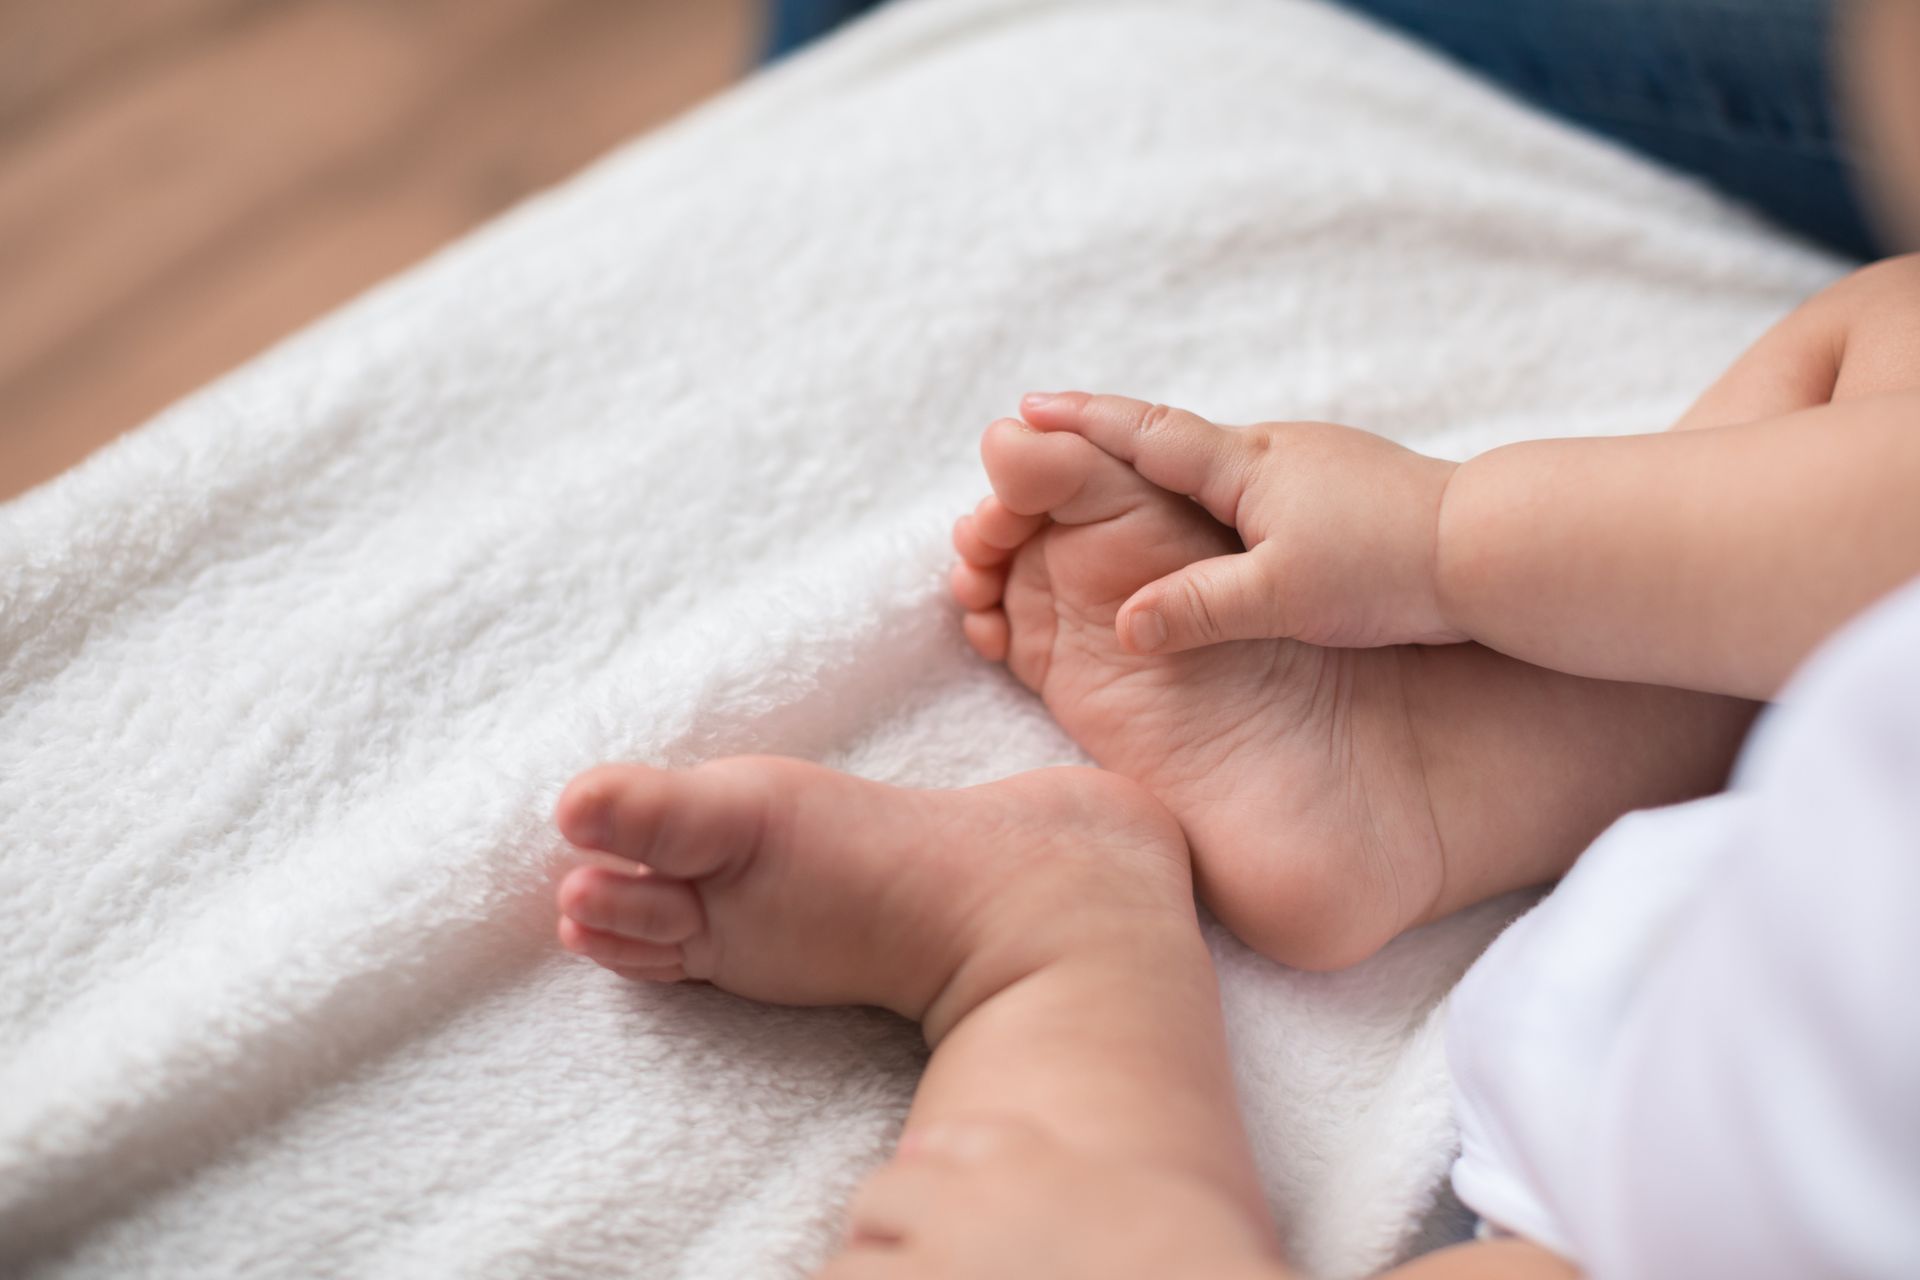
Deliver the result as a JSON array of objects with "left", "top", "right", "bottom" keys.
[{"left": 0, "top": 1, "right": 1840, "bottom": 1276}]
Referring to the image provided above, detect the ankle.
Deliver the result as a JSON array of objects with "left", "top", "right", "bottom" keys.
[{"left": 921, "top": 900, "right": 1203, "bottom": 1046}]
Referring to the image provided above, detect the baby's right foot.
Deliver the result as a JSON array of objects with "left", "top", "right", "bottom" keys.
[
  {"left": 951, "top": 423, "right": 1445, "bottom": 969},
  {"left": 552, "top": 758, "right": 1197, "bottom": 1040},
  {"left": 552, "top": 760, "right": 1276, "bottom": 1256}
]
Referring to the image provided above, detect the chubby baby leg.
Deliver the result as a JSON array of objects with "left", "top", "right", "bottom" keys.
[{"left": 553, "top": 760, "right": 1279, "bottom": 1271}]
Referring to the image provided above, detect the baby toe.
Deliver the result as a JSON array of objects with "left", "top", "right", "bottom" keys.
[
  {"left": 982, "top": 419, "right": 1147, "bottom": 526},
  {"left": 949, "top": 561, "right": 1007, "bottom": 612},
  {"left": 962, "top": 608, "right": 1010, "bottom": 662},
  {"left": 553, "top": 766, "right": 629, "bottom": 851},
  {"left": 981, "top": 418, "right": 1091, "bottom": 516},
  {"left": 967, "top": 495, "right": 1044, "bottom": 561},
  {"left": 953, "top": 514, "right": 996, "bottom": 569},
  {"left": 558, "top": 865, "right": 703, "bottom": 943},
  {"left": 952, "top": 514, "right": 1006, "bottom": 569},
  {"left": 557, "top": 915, "right": 686, "bottom": 977}
]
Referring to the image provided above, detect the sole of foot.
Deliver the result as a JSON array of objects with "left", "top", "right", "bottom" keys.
[{"left": 951, "top": 421, "right": 1445, "bottom": 970}]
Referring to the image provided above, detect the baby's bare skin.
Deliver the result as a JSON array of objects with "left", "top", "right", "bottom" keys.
[
  {"left": 551, "top": 239, "right": 1920, "bottom": 1280},
  {"left": 956, "top": 255, "right": 1920, "bottom": 978},
  {"left": 951, "top": 423, "right": 1444, "bottom": 969},
  {"left": 833, "top": 1117, "right": 1576, "bottom": 1280},
  {"left": 549, "top": 759, "right": 1568, "bottom": 1280},
  {"left": 553, "top": 761, "right": 1280, "bottom": 1269},
  {"left": 546, "top": 264, "right": 1920, "bottom": 1278},
  {"left": 950, "top": 417, "right": 1747, "bottom": 969},
  {"left": 891, "top": 253, "right": 1920, "bottom": 1279},
  {"left": 1018, "top": 261, "right": 1920, "bottom": 699}
]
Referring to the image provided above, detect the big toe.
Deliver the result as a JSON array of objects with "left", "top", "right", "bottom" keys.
[
  {"left": 981, "top": 419, "right": 1153, "bottom": 526},
  {"left": 556, "top": 871, "right": 696, "bottom": 981},
  {"left": 556, "top": 761, "right": 769, "bottom": 880},
  {"left": 986, "top": 415, "right": 1239, "bottom": 631}
]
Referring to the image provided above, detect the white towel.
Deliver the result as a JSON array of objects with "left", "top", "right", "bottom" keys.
[{"left": 0, "top": 1, "right": 1840, "bottom": 1276}]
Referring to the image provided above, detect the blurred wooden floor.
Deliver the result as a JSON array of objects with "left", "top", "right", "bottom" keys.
[{"left": 0, "top": 0, "right": 757, "bottom": 501}]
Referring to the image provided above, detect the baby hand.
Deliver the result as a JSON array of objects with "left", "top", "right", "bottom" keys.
[
  {"left": 824, "top": 1118, "right": 1283, "bottom": 1280},
  {"left": 1019, "top": 392, "right": 1463, "bottom": 652}
]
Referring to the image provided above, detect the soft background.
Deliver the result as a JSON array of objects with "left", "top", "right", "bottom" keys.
[
  {"left": 0, "top": 0, "right": 756, "bottom": 500},
  {"left": 0, "top": 0, "right": 1838, "bottom": 1277}
]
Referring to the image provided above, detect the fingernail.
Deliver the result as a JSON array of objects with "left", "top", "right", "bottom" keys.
[
  {"left": 1021, "top": 392, "right": 1060, "bottom": 411},
  {"left": 1129, "top": 609, "right": 1167, "bottom": 653}
]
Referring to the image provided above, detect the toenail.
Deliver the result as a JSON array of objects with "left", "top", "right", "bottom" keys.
[
  {"left": 1128, "top": 609, "right": 1168, "bottom": 653},
  {"left": 572, "top": 810, "right": 613, "bottom": 850}
]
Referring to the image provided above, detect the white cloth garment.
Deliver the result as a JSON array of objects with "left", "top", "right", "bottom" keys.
[
  {"left": 0, "top": 0, "right": 1845, "bottom": 1276},
  {"left": 1449, "top": 578, "right": 1920, "bottom": 1279}
]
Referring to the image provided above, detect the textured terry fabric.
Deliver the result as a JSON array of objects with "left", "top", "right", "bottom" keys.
[{"left": 0, "top": 1, "right": 1842, "bottom": 1277}]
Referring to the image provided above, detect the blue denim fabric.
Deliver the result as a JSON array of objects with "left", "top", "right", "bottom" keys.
[
  {"left": 764, "top": 0, "right": 887, "bottom": 60},
  {"left": 1343, "top": 0, "right": 1879, "bottom": 257},
  {"left": 761, "top": 0, "right": 1879, "bottom": 258}
]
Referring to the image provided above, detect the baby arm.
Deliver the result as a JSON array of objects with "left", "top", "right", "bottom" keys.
[
  {"left": 1010, "top": 392, "right": 1756, "bottom": 936},
  {"left": 1445, "top": 255, "right": 1920, "bottom": 697},
  {"left": 1022, "top": 257, "right": 1920, "bottom": 698},
  {"left": 1440, "top": 390, "right": 1920, "bottom": 697}
]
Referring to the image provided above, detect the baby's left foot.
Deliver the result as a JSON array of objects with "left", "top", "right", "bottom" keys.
[{"left": 948, "top": 423, "right": 1446, "bottom": 969}]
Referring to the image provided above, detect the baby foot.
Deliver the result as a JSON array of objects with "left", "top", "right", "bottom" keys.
[
  {"left": 950, "top": 422, "right": 1446, "bottom": 969},
  {"left": 552, "top": 760, "right": 1195, "bottom": 1038}
]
